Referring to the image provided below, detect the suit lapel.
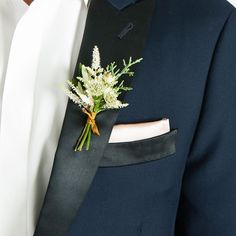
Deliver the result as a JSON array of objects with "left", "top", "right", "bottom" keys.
[{"left": 34, "top": 0, "right": 155, "bottom": 235}]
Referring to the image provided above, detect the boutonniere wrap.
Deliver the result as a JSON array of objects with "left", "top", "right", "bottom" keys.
[{"left": 64, "top": 46, "right": 142, "bottom": 151}]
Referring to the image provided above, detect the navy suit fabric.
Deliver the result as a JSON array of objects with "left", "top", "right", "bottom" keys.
[
  {"left": 175, "top": 6, "right": 236, "bottom": 236},
  {"left": 66, "top": 0, "right": 236, "bottom": 235}
]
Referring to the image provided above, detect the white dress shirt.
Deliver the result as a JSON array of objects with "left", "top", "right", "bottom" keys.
[
  {"left": 0, "top": 0, "right": 88, "bottom": 235},
  {"left": 0, "top": 0, "right": 28, "bottom": 125}
]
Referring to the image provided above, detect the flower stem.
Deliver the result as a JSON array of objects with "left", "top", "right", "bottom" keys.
[
  {"left": 77, "top": 122, "right": 88, "bottom": 143},
  {"left": 86, "top": 126, "right": 92, "bottom": 150},
  {"left": 74, "top": 122, "right": 91, "bottom": 151}
]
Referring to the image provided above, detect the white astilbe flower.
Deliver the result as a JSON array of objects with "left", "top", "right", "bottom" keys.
[
  {"left": 80, "top": 93, "right": 93, "bottom": 108},
  {"left": 103, "top": 99, "right": 129, "bottom": 109},
  {"left": 102, "top": 72, "right": 118, "bottom": 86},
  {"left": 66, "top": 80, "right": 94, "bottom": 109},
  {"left": 64, "top": 46, "right": 142, "bottom": 115},
  {"left": 66, "top": 80, "right": 84, "bottom": 96},
  {"left": 64, "top": 88, "right": 83, "bottom": 106},
  {"left": 84, "top": 78, "right": 107, "bottom": 97},
  {"left": 91, "top": 45, "right": 101, "bottom": 70},
  {"left": 85, "top": 67, "right": 96, "bottom": 77},
  {"left": 102, "top": 87, "right": 129, "bottom": 109}
]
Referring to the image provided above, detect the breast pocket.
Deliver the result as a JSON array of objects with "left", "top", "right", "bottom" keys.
[{"left": 100, "top": 129, "right": 178, "bottom": 167}]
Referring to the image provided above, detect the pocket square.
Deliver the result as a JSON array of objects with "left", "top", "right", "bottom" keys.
[{"left": 108, "top": 118, "right": 170, "bottom": 143}]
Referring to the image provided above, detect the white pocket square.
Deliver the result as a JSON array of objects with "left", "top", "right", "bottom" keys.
[{"left": 108, "top": 118, "right": 170, "bottom": 143}]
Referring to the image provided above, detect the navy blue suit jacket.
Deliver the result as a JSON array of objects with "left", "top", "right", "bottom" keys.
[
  {"left": 35, "top": 0, "right": 236, "bottom": 235},
  {"left": 71, "top": 0, "right": 236, "bottom": 235}
]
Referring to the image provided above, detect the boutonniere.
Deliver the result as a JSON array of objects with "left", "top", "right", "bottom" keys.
[{"left": 64, "top": 46, "right": 142, "bottom": 151}]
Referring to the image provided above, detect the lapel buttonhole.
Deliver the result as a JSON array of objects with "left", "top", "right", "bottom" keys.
[{"left": 118, "top": 22, "right": 135, "bottom": 39}]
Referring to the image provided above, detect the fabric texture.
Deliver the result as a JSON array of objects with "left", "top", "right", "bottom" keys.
[{"left": 175, "top": 7, "right": 236, "bottom": 235}]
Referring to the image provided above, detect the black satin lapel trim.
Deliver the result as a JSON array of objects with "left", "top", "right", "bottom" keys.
[
  {"left": 101, "top": 129, "right": 177, "bottom": 167},
  {"left": 34, "top": 0, "right": 155, "bottom": 235}
]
